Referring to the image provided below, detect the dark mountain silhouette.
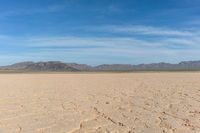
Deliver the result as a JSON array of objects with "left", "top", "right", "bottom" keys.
[
  {"left": 0, "top": 61, "right": 34, "bottom": 70},
  {"left": 0, "top": 61, "right": 78, "bottom": 72},
  {"left": 24, "top": 61, "right": 79, "bottom": 72},
  {"left": 1, "top": 60, "right": 200, "bottom": 71}
]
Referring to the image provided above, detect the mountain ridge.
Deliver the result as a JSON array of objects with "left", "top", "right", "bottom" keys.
[{"left": 1, "top": 60, "right": 200, "bottom": 71}]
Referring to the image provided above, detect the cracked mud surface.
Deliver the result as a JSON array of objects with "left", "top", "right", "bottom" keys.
[{"left": 0, "top": 73, "right": 199, "bottom": 133}]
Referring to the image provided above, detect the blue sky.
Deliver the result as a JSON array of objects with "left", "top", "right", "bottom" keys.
[{"left": 0, "top": 0, "right": 200, "bottom": 65}]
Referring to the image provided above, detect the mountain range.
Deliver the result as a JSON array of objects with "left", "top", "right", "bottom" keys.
[{"left": 1, "top": 61, "right": 200, "bottom": 72}]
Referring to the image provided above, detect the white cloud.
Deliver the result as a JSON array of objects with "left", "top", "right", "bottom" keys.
[
  {"left": 91, "top": 25, "right": 195, "bottom": 36},
  {"left": 0, "top": 24, "right": 200, "bottom": 65},
  {"left": 1, "top": 33, "right": 199, "bottom": 50}
]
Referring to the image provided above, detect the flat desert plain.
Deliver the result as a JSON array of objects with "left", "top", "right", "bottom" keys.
[{"left": 0, "top": 73, "right": 199, "bottom": 133}]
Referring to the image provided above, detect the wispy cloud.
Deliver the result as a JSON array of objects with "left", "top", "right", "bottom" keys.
[
  {"left": 0, "top": 24, "right": 200, "bottom": 65},
  {"left": 92, "top": 25, "right": 195, "bottom": 36},
  {"left": 0, "top": 34, "right": 199, "bottom": 65},
  {"left": 1, "top": 23, "right": 200, "bottom": 51},
  {"left": 2, "top": 34, "right": 198, "bottom": 52}
]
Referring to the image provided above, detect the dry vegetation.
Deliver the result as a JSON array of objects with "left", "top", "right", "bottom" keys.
[{"left": 0, "top": 73, "right": 199, "bottom": 133}]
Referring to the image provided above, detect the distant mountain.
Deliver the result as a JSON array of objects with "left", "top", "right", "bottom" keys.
[
  {"left": 0, "top": 61, "right": 35, "bottom": 70},
  {"left": 95, "top": 61, "right": 200, "bottom": 71},
  {"left": 0, "top": 61, "right": 78, "bottom": 72},
  {"left": 24, "top": 61, "right": 79, "bottom": 72},
  {"left": 1, "top": 60, "right": 200, "bottom": 72}
]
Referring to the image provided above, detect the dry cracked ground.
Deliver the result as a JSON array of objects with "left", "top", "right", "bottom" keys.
[{"left": 0, "top": 73, "right": 199, "bottom": 133}]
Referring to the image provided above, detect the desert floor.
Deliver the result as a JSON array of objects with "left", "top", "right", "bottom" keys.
[{"left": 0, "top": 73, "right": 199, "bottom": 133}]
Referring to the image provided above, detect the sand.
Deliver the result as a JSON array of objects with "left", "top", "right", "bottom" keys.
[{"left": 0, "top": 72, "right": 199, "bottom": 133}]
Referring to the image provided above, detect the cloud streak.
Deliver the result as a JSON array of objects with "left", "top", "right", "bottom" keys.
[
  {"left": 92, "top": 25, "right": 195, "bottom": 36},
  {"left": 0, "top": 24, "right": 200, "bottom": 65}
]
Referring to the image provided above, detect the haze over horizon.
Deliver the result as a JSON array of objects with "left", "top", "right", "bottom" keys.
[{"left": 0, "top": 0, "right": 200, "bottom": 65}]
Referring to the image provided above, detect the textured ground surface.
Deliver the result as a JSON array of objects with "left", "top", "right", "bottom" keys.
[{"left": 0, "top": 73, "right": 199, "bottom": 133}]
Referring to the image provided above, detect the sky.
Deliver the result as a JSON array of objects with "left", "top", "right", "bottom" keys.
[{"left": 0, "top": 0, "right": 200, "bottom": 65}]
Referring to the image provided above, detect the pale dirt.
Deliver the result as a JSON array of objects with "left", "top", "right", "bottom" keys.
[{"left": 0, "top": 73, "right": 199, "bottom": 133}]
